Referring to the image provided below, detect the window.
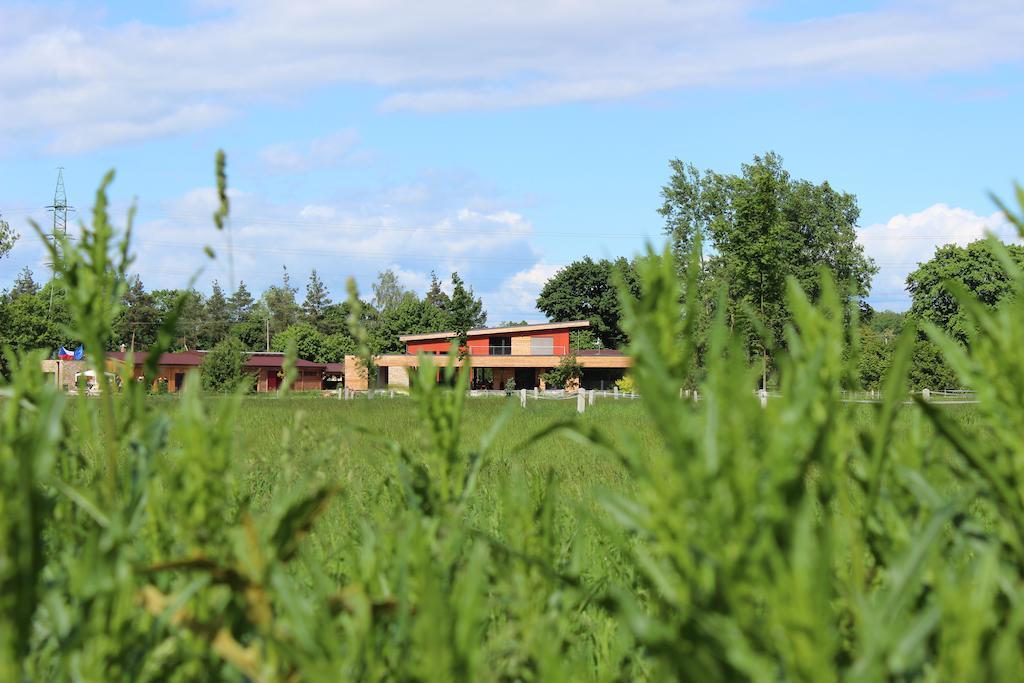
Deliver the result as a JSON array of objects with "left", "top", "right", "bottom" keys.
[
  {"left": 530, "top": 336, "right": 554, "bottom": 355},
  {"left": 489, "top": 336, "right": 512, "bottom": 355}
]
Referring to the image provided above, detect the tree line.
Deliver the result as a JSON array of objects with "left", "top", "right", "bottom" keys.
[
  {"left": 2, "top": 151, "right": 1018, "bottom": 389},
  {"left": 0, "top": 265, "right": 487, "bottom": 368}
]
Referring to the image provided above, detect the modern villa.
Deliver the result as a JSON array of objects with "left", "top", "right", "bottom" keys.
[{"left": 344, "top": 320, "right": 631, "bottom": 391}]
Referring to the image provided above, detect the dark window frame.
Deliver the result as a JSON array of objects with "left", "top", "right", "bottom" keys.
[{"left": 489, "top": 336, "right": 512, "bottom": 355}]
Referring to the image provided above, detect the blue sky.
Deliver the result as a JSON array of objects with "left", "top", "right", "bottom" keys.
[{"left": 1, "top": 0, "right": 1023, "bottom": 320}]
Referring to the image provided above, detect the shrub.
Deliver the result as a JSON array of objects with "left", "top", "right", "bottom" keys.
[
  {"left": 614, "top": 374, "right": 635, "bottom": 393},
  {"left": 540, "top": 352, "right": 582, "bottom": 389},
  {"left": 200, "top": 335, "right": 252, "bottom": 392}
]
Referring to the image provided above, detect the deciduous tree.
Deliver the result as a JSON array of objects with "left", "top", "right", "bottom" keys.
[
  {"left": 660, "top": 152, "right": 876, "bottom": 379},
  {"left": 536, "top": 257, "right": 639, "bottom": 348},
  {"left": 446, "top": 272, "right": 486, "bottom": 342}
]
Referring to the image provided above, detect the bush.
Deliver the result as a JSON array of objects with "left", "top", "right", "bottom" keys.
[
  {"left": 614, "top": 375, "right": 635, "bottom": 393},
  {"left": 201, "top": 331, "right": 252, "bottom": 392},
  {"left": 540, "top": 352, "right": 582, "bottom": 389}
]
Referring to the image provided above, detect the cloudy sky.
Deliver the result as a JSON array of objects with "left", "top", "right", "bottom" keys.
[{"left": 1, "top": 0, "right": 1022, "bottom": 320}]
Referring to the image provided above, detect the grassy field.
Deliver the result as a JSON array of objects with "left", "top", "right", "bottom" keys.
[
  {"left": 7, "top": 185, "right": 1024, "bottom": 680},
  {"left": 224, "top": 394, "right": 975, "bottom": 512}
]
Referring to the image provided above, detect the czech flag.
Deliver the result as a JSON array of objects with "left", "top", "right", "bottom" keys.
[{"left": 57, "top": 345, "right": 83, "bottom": 360}]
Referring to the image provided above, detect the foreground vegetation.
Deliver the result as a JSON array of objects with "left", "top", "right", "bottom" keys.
[{"left": 4, "top": 167, "right": 1024, "bottom": 681}]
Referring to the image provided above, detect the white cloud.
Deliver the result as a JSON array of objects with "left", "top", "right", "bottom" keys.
[
  {"left": 2, "top": 1, "right": 1023, "bottom": 150},
  {"left": 259, "top": 128, "right": 362, "bottom": 172},
  {"left": 480, "top": 263, "right": 562, "bottom": 323},
  {"left": 298, "top": 205, "right": 337, "bottom": 220},
  {"left": 859, "top": 203, "right": 1017, "bottom": 309},
  {"left": 114, "top": 175, "right": 550, "bottom": 319}
]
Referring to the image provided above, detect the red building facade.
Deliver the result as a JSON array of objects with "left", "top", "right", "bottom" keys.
[{"left": 348, "top": 320, "right": 631, "bottom": 391}]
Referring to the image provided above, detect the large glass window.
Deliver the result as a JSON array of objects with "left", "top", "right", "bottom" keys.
[{"left": 489, "top": 336, "right": 512, "bottom": 355}]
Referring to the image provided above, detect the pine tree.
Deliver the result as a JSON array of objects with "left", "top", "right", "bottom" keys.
[
  {"left": 228, "top": 281, "right": 255, "bottom": 323},
  {"left": 263, "top": 266, "right": 300, "bottom": 336},
  {"left": 112, "top": 275, "right": 160, "bottom": 351},
  {"left": 200, "top": 280, "right": 232, "bottom": 348},
  {"left": 302, "top": 269, "right": 331, "bottom": 329},
  {"left": 425, "top": 270, "right": 450, "bottom": 312},
  {"left": 12, "top": 266, "right": 39, "bottom": 298}
]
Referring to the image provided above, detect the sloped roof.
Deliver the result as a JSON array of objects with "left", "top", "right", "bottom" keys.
[
  {"left": 107, "top": 351, "right": 205, "bottom": 366},
  {"left": 399, "top": 320, "right": 590, "bottom": 343},
  {"left": 243, "top": 355, "right": 324, "bottom": 369},
  {"left": 107, "top": 350, "right": 324, "bottom": 369}
]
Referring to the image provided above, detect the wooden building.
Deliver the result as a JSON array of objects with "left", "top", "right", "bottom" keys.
[
  {"left": 345, "top": 320, "right": 631, "bottom": 391},
  {"left": 105, "top": 351, "right": 328, "bottom": 392}
]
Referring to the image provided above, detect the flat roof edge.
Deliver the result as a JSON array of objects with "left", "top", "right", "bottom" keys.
[{"left": 399, "top": 320, "right": 590, "bottom": 342}]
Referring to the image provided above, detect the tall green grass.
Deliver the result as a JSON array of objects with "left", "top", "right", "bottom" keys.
[{"left": 3, "top": 166, "right": 1024, "bottom": 681}]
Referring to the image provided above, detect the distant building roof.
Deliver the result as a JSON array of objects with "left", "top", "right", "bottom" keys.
[
  {"left": 399, "top": 320, "right": 590, "bottom": 343},
  {"left": 107, "top": 350, "right": 325, "bottom": 369},
  {"left": 243, "top": 355, "right": 323, "bottom": 369},
  {"left": 107, "top": 351, "right": 205, "bottom": 366}
]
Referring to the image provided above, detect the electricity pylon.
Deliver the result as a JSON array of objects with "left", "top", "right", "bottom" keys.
[{"left": 46, "top": 168, "right": 74, "bottom": 314}]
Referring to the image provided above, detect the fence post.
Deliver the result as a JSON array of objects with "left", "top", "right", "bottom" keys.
[
  {"left": 533, "top": 387, "right": 539, "bottom": 400},
  {"left": 344, "top": 388, "right": 349, "bottom": 400},
  {"left": 520, "top": 388, "right": 527, "bottom": 408},
  {"left": 588, "top": 389, "right": 595, "bottom": 406},
  {"left": 613, "top": 386, "right": 619, "bottom": 400},
  {"left": 759, "top": 388, "right": 768, "bottom": 409},
  {"left": 368, "top": 388, "right": 373, "bottom": 400},
  {"left": 922, "top": 388, "right": 931, "bottom": 402},
  {"left": 390, "top": 390, "right": 395, "bottom": 399},
  {"left": 577, "top": 390, "right": 586, "bottom": 414},
  {"left": 337, "top": 386, "right": 342, "bottom": 400}
]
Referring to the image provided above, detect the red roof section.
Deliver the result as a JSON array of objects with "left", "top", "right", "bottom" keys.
[
  {"left": 107, "top": 351, "right": 205, "bottom": 365},
  {"left": 243, "top": 355, "right": 323, "bottom": 369},
  {"left": 107, "top": 351, "right": 325, "bottom": 369}
]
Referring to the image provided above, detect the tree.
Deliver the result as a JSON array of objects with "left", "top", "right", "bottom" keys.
[
  {"left": 270, "top": 322, "right": 356, "bottom": 363},
  {"left": 233, "top": 301, "right": 271, "bottom": 351},
  {"left": 201, "top": 336, "right": 252, "bottom": 392},
  {"left": 906, "top": 239, "right": 1024, "bottom": 343},
  {"left": 302, "top": 269, "right": 331, "bottom": 328},
  {"left": 271, "top": 323, "right": 328, "bottom": 362},
  {"left": 228, "top": 280, "right": 255, "bottom": 323},
  {"left": 319, "top": 302, "right": 353, "bottom": 336},
  {"left": 660, "top": 152, "right": 877, "bottom": 378},
  {"left": 152, "top": 288, "right": 205, "bottom": 351},
  {"left": 536, "top": 257, "right": 639, "bottom": 348},
  {"left": 112, "top": 276, "right": 160, "bottom": 351},
  {"left": 264, "top": 267, "right": 300, "bottom": 337},
  {"left": 11, "top": 266, "right": 39, "bottom": 297},
  {"left": 373, "top": 292, "right": 448, "bottom": 353},
  {"left": 569, "top": 329, "right": 601, "bottom": 350},
  {"left": 371, "top": 269, "right": 409, "bottom": 313},
  {"left": 446, "top": 272, "right": 486, "bottom": 340},
  {"left": 425, "top": 270, "right": 450, "bottom": 311},
  {"left": 0, "top": 281, "right": 70, "bottom": 353},
  {"left": 0, "top": 213, "right": 16, "bottom": 260},
  {"left": 199, "top": 280, "right": 232, "bottom": 348}
]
